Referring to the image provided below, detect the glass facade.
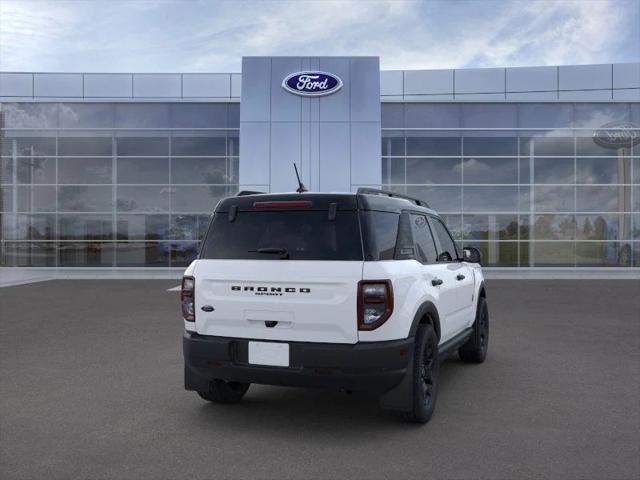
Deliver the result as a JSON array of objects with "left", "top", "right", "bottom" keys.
[
  {"left": 0, "top": 103, "right": 239, "bottom": 267},
  {"left": 1, "top": 101, "right": 639, "bottom": 268},
  {"left": 382, "top": 103, "right": 640, "bottom": 267}
]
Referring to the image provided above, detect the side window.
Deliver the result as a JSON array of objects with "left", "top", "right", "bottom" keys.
[
  {"left": 429, "top": 217, "right": 459, "bottom": 262},
  {"left": 410, "top": 214, "right": 438, "bottom": 263},
  {"left": 361, "top": 211, "right": 399, "bottom": 260}
]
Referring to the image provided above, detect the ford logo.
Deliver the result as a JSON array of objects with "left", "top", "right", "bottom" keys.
[
  {"left": 282, "top": 71, "right": 343, "bottom": 97},
  {"left": 593, "top": 121, "right": 640, "bottom": 149}
]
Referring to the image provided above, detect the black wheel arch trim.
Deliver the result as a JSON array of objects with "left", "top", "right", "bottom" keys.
[{"left": 408, "top": 301, "right": 442, "bottom": 340}]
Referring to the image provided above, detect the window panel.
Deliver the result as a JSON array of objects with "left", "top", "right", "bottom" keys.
[
  {"left": 404, "top": 186, "right": 462, "bottom": 212},
  {"left": 440, "top": 214, "right": 462, "bottom": 240},
  {"left": 117, "top": 158, "right": 169, "bottom": 184},
  {"left": 404, "top": 104, "right": 461, "bottom": 128},
  {"left": 171, "top": 104, "right": 228, "bottom": 128},
  {"left": 576, "top": 214, "right": 632, "bottom": 241},
  {"left": 517, "top": 104, "right": 573, "bottom": 129},
  {"left": 533, "top": 186, "right": 575, "bottom": 212},
  {"left": 573, "top": 104, "right": 631, "bottom": 129},
  {"left": 462, "top": 214, "right": 519, "bottom": 240},
  {"left": 171, "top": 186, "right": 229, "bottom": 212},
  {"left": 58, "top": 242, "right": 114, "bottom": 267},
  {"left": 381, "top": 136, "right": 404, "bottom": 156},
  {"left": 116, "top": 137, "right": 169, "bottom": 156},
  {"left": 114, "top": 104, "right": 171, "bottom": 128},
  {"left": 527, "top": 241, "right": 575, "bottom": 267},
  {"left": 116, "top": 214, "right": 169, "bottom": 240},
  {"left": 1, "top": 137, "right": 56, "bottom": 156},
  {"left": 16, "top": 157, "right": 56, "bottom": 184},
  {"left": 169, "top": 214, "right": 210, "bottom": 240},
  {"left": 1, "top": 214, "right": 55, "bottom": 240},
  {"left": 17, "top": 186, "right": 56, "bottom": 212},
  {"left": 633, "top": 215, "right": 640, "bottom": 240},
  {"left": 462, "top": 157, "right": 518, "bottom": 184},
  {"left": 406, "top": 136, "right": 461, "bottom": 156},
  {"left": 428, "top": 216, "right": 459, "bottom": 261},
  {"left": 170, "top": 241, "right": 199, "bottom": 267},
  {"left": 520, "top": 137, "right": 574, "bottom": 156},
  {"left": 116, "top": 186, "right": 170, "bottom": 213},
  {"left": 59, "top": 214, "right": 113, "bottom": 241},
  {"left": 463, "top": 137, "right": 518, "bottom": 156},
  {"left": 531, "top": 214, "right": 576, "bottom": 240},
  {"left": 1, "top": 242, "right": 57, "bottom": 267},
  {"left": 381, "top": 158, "right": 405, "bottom": 185},
  {"left": 576, "top": 185, "right": 629, "bottom": 212},
  {"left": 463, "top": 186, "right": 519, "bottom": 212},
  {"left": 58, "top": 186, "right": 112, "bottom": 212},
  {"left": 227, "top": 133, "right": 239, "bottom": 157},
  {"left": 1, "top": 158, "right": 13, "bottom": 184},
  {"left": 115, "top": 242, "right": 170, "bottom": 267},
  {"left": 381, "top": 104, "right": 404, "bottom": 128},
  {"left": 406, "top": 158, "right": 461, "bottom": 184},
  {"left": 1, "top": 186, "right": 12, "bottom": 211},
  {"left": 633, "top": 158, "right": 640, "bottom": 184},
  {"left": 59, "top": 158, "right": 112, "bottom": 184},
  {"left": 575, "top": 242, "right": 632, "bottom": 267},
  {"left": 576, "top": 157, "right": 631, "bottom": 184},
  {"left": 171, "top": 136, "right": 226, "bottom": 156},
  {"left": 171, "top": 157, "right": 229, "bottom": 184},
  {"left": 532, "top": 158, "right": 575, "bottom": 184},
  {"left": 576, "top": 136, "right": 629, "bottom": 156},
  {"left": 58, "top": 137, "right": 112, "bottom": 156},
  {"left": 461, "top": 104, "right": 517, "bottom": 128},
  {"left": 58, "top": 103, "right": 115, "bottom": 128},
  {"left": 2, "top": 104, "right": 58, "bottom": 129}
]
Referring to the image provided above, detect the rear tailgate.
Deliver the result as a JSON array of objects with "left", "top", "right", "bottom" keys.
[{"left": 194, "top": 260, "right": 362, "bottom": 344}]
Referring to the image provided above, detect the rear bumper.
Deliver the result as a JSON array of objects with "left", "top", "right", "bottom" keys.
[{"left": 183, "top": 332, "right": 413, "bottom": 395}]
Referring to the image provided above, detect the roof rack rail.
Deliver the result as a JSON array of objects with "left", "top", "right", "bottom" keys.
[
  {"left": 356, "top": 187, "right": 430, "bottom": 208},
  {"left": 237, "top": 190, "right": 265, "bottom": 196}
]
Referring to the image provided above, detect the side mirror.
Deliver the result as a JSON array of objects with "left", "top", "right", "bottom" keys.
[{"left": 463, "top": 247, "right": 482, "bottom": 265}]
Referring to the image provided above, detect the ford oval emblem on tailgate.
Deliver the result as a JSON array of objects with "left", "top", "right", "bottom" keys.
[{"left": 282, "top": 71, "right": 343, "bottom": 97}]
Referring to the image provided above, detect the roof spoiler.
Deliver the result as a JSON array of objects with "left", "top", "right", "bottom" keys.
[
  {"left": 356, "top": 187, "right": 430, "bottom": 208},
  {"left": 237, "top": 190, "right": 265, "bottom": 196}
]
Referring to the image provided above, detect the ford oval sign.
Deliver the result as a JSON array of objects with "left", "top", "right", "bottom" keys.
[
  {"left": 593, "top": 121, "right": 640, "bottom": 149},
  {"left": 282, "top": 71, "right": 343, "bottom": 97}
]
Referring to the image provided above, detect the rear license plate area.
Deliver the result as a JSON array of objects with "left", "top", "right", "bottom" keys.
[{"left": 248, "top": 341, "right": 290, "bottom": 367}]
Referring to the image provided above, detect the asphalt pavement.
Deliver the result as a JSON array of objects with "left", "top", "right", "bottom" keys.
[{"left": 1, "top": 279, "right": 639, "bottom": 479}]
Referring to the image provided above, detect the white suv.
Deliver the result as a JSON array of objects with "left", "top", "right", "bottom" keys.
[{"left": 182, "top": 188, "right": 488, "bottom": 423}]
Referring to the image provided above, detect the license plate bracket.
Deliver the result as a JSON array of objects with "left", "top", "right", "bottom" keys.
[{"left": 248, "top": 341, "right": 290, "bottom": 367}]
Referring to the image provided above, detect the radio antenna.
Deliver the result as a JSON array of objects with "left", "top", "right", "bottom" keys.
[{"left": 293, "top": 163, "right": 308, "bottom": 193}]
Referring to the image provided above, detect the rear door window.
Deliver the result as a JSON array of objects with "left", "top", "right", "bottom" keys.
[
  {"left": 410, "top": 214, "right": 438, "bottom": 263},
  {"left": 200, "top": 210, "right": 363, "bottom": 261}
]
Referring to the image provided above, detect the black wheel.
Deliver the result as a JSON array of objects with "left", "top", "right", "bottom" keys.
[
  {"left": 197, "top": 380, "right": 250, "bottom": 404},
  {"left": 403, "top": 323, "right": 439, "bottom": 424},
  {"left": 459, "top": 296, "right": 489, "bottom": 364}
]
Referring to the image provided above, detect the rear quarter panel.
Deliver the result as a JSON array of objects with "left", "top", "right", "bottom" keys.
[{"left": 359, "top": 260, "right": 437, "bottom": 342}]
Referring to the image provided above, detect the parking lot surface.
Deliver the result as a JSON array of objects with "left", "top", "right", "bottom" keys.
[{"left": 1, "top": 279, "right": 639, "bottom": 479}]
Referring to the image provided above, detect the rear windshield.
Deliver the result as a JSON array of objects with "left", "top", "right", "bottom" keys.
[{"left": 200, "top": 211, "right": 363, "bottom": 261}]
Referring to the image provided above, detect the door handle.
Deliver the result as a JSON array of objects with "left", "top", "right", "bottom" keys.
[
  {"left": 456, "top": 274, "right": 466, "bottom": 281},
  {"left": 431, "top": 278, "right": 443, "bottom": 286}
]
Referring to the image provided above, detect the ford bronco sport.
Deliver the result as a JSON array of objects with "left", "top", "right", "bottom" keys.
[{"left": 182, "top": 188, "right": 488, "bottom": 423}]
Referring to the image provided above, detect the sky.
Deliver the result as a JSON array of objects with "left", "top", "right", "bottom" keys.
[{"left": 0, "top": 0, "right": 639, "bottom": 73}]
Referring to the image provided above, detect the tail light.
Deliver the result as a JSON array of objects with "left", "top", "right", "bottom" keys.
[
  {"left": 357, "top": 280, "right": 393, "bottom": 330},
  {"left": 181, "top": 276, "right": 195, "bottom": 322}
]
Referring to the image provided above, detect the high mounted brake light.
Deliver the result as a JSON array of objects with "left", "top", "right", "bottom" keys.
[
  {"left": 253, "top": 200, "right": 313, "bottom": 209},
  {"left": 357, "top": 280, "right": 394, "bottom": 331},
  {"left": 181, "top": 276, "right": 195, "bottom": 322}
]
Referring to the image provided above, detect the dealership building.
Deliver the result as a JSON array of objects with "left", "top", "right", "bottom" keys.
[{"left": 1, "top": 57, "right": 639, "bottom": 276}]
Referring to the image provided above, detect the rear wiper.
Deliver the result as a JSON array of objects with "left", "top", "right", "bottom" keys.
[{"left": 249, "top": 247, "right": 290, "bottom": 259}]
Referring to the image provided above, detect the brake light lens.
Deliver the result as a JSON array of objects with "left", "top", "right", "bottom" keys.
[
  {"left": 253, "top": 200, "right": 313, "bottom": 209},
  {"left": 357, "top": 280, "right": 393, "bottom": 330},
  {"left": 181, "top": 276, "right": 195, "bottom": 322}
]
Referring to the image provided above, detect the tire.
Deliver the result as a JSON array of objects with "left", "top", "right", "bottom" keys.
[
  {"left": 403, "top": 323, "right": 439, "bottom": 424},
  {"left": 197, "top": 380, "right": 250, "bottom": 404},
  {"left": 459, "top": 296, "right": 489, "bottom": 364}
]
